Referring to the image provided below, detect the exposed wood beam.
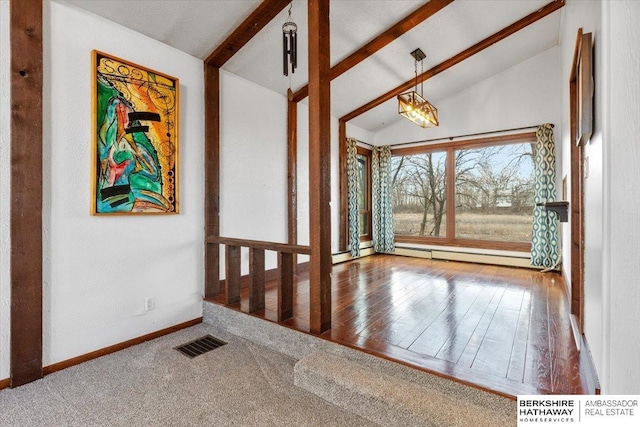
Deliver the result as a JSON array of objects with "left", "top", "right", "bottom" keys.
[
  {"left": 10, "top": 0, "right": 43, "bottom": 387},
  {"left": 205, "top": 0, "right": 290, "bottom": 67},
  {"left": 341, "top": 0, "right": 565, "bottom": 122},
  {"left": 206, "top": 0, "right": 288, "bottom": 296},
  {"left": 338, "top": 120, "right": 347, "bottom": 252},
  {"left": 291, "top": 0, "right": 454, "bottom": 102},
  {"left": 204, "top": 63, "right": 221, "bottom": 298},
  {"left": 307, "top": 0, "right": 332, "bottom": 334},
  {"left": 287, "top": 91, "right": 298, "bottom": 269}
]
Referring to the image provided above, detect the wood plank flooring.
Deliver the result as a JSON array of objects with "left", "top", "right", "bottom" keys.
[{"left": 208, "top": 254, "right": 589, "bottom": 398}]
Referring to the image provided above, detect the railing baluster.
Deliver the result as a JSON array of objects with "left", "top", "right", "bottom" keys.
[
  {"left": 225, "top": 245, "right": 241, "bottom": 305},
  {"left": 248, "top": 248, "right": 265, "bottom": 312},
  {"left": 205, "top": 242, "right": 221, "bottom": 298},
  {"left": 206, "top": 237, "right": 311, "bottom": 327},
  {"left": 278, "top": 252, "right": 295, "bottom": 321}
]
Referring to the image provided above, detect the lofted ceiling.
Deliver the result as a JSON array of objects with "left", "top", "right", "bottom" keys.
[{"left": 64, "top": 0, "right": 561, "bottom": 133}]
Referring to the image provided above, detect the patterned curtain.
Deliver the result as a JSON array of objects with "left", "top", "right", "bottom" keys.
[
  {"left": 372, "top": 146, "right": 395, "bottom": 253},
  {"left": 346, "top": 138, "right": 360, "bottom": 257},
  {"left": 531, "top": 124, "right": 560, "bottom": 268}
]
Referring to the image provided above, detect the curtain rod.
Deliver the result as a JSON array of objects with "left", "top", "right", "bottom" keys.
[
  {"left": 385, "top": 124, "right": 553, "bottom": 148},
  {"left": 354, "top": 139, "right": 375, "bottom": 148},
  {"left": 351, "top": 124, "right": 553, "bottom": 149}
]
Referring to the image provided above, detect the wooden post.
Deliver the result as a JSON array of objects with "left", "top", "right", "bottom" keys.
[
  {"left": 338, "top": 119, "right": 347, "bottom": 252},
  {"left": 307, "top": 0, "right": 331, "bottom": 334},
  {"left": 287, "top": 93, "right": 298, "bottom": 270},
  {"left": 204, "top": 63, "right": 220, "bottom": 298},
  {"left": 9, "top": 0, "right": 44, "bottom": 387},
  {"left": 203, "top": 1, "right": 290, "bottom": 299}
]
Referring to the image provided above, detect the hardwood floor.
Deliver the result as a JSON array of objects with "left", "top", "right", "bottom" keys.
[{"left": 209, "top": 254, "right": 589, "bottom": 398}]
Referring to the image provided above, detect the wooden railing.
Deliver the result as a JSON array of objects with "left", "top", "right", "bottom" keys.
[{"left": 206, "top": 236, "right": 311, "bottom": 321}]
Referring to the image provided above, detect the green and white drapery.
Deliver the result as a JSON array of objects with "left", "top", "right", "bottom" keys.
[
  {"left": 346, "top": 138, "right": 360, "bottom": 257},
  {"left": 372, "top": 145, "right": 395, "bottom": 253},
  {"left": 531, "top": 123, "right": 560, "bottom": 268}
]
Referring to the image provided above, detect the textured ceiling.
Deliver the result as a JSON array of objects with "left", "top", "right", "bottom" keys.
[{"left": 64, "top": 0, "right": 561, "bottom": 133}]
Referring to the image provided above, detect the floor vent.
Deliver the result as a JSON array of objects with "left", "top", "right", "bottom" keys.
[{"left": 175, "top": 335, "right": 227, "bottom": 358}]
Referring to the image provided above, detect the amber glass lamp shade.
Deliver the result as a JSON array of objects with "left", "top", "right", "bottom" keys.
[{"left": 397, "top": 91, "right": 439, "bottom": 128}]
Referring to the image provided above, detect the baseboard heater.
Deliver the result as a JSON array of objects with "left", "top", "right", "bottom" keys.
[
  {"left": 392, "top": 247, "right": 537, "bottom": 269},
  {"left": 332, "top": 247, "right": 375, "bottom": 264},
  {"left": 431, "top": 250, "right": 534, "bottom": 269},
  {"left": 333, "top": 246, "right": 539, "bottom": 270}
]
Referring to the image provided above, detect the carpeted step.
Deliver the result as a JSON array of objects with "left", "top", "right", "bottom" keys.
[{"left": 294, "top": 351, "right": 514, "bottom": 427}]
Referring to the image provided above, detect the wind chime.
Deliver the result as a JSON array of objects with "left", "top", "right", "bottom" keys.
[{"left": 282, "top": 1, "right": 297, "bottom": 76}]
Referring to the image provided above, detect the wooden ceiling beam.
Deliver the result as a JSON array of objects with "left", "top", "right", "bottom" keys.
[
  {"left": 291, "top": 0, "right": 454, "bottom": 103},
  {"left": 341, "top": 0, "right": 565, "bottom": 122},
  {"left": 205, "top": 0, "right": 290, "bottom": 67}
]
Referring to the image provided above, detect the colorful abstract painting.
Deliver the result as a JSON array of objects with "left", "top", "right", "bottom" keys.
[{"left": 92, "top": 51, "right": 178, "bottom": 214}]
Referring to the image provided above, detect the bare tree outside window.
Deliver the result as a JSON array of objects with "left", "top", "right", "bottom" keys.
[
  {"left": 455, "top": 143, "right": 534, "bottom": 242},
  {"left": 391, "top": 141, "right": 535, "bottom": 244},
  {"left": 391, "top": 151, "right": 447, "bottom": 237}
]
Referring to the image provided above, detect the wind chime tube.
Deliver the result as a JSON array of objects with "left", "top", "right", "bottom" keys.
[
  {"left": 292, "top": 30, "right": 297, "bottom": 71},
  {"left": 283, "top": 30, "right": 288, "bottom": 76}
]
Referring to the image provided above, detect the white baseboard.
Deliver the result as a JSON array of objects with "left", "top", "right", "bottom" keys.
[
  {"left": 332, "top": 247, "right": 375, "bottom": 264},
  {"left": 393, "top": 247, "right": 432, "bottom": 259},
  {"left": 431, "top": 250, "right": 534, "bottom": 269}
]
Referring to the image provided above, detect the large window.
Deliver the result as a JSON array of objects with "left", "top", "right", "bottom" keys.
[{"left": 391, "top": 134, "right": 535, "bottom": 251}]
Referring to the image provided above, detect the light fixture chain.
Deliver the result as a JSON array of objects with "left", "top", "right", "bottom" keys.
[
  {"left": 420, "top": 59, "right": 424, "bottom": 97},
  {"left": 414, "top": 59, "right": 418, "bottom": 94}
]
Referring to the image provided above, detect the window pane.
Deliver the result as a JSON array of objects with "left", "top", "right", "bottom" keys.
[
  {"left": 359, "top": 212, "right": 369, "bottom": 236},
  {"left": 357, "top": 155, "right": 367, "bottom": 211},
  {"left": 455, "top": 143, "right": 535, "bottom": 242},
  {"left": 391, "top": 152, "right": 447, "bottom": 237}
]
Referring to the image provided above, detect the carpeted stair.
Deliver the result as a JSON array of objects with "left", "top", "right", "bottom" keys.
[
  {"left": 203, "top": 301, "right": 517, "bottom": 426},
  {"left": 294, "top": 351, "right": 513, "bottom": 427}
]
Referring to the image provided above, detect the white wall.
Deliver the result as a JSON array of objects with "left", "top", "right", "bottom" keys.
[
  {"left": 39, "top": 1, "right": 204, "bottom": 366},
  {"left": 346, "top": 122, "right": 375, "bottom": 145},
  {"left": 218, "top": 73, "right": 374, "bottom": 272},
  {"left": 374, "top": 46, "right": 562, "bottom": 147},
  {"left": 558, "top": 0, "right": 604, "bottom": 385},
  {"left": 219, "top": 70, "right": 288, "bottom": 274},
  {"left": 0, "top": 0, "right": 11, "bottom": 380},
  {"left": 295, "top": 102, "right": 374, "bottom": 256},
  {"left": 602, "top": 0, "right": 640, "bottom": 394}
]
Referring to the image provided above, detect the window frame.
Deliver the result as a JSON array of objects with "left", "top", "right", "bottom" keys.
[
  {"left": 391, "top": 132, "right": 536, "bottom": 252},
  {"left": 356, "top": 145, "right": 373, "bottom": 242}
]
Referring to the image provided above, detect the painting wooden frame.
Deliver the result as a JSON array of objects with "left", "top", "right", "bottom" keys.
[
  {"left": 92, "top": 50, "right": 179, "bottom": 214},
  {"left": 570, "top": 29, "right": 593, "bottom": 147}
]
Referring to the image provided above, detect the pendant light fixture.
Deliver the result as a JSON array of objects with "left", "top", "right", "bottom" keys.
[
  {"left": 397, "top": 48, "right": 439, "bottom": 128},
  {"left": 282, "top": 1, "right": 297, "bottom": 76}
]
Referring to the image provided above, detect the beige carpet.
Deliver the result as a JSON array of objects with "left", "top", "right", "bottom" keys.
[{"left": 0, "top": 324, "right": 374, "bottom": 427}]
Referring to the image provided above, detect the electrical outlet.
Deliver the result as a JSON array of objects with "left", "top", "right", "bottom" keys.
[{"left": 145, "top": 297, "right": 155, "bottom": 311}]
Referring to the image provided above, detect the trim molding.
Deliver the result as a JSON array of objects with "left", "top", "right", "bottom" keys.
[
  {"left": 42, "top": 317, "right": 202, "bottom": 376},
  {"left": 332, "top": 248, "right": 375, "bottom": 264},
  {"left": 579, "top": 334, "right": 601, "bottom": 394},
  {"left": 0, "top": 378, "right": 9, "bottom": 391}
]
